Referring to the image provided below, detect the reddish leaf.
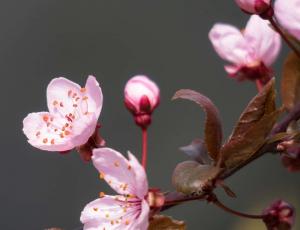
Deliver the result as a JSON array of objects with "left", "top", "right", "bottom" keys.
[
  {"left": 149, "top": 215, "right": 186, "bottom": 230},
  {"left": 172, "top": 161, "right": 221, "bottom": 195},
  {"left": 281, "top": 52, "right": 300, "bottom": 111},
  {"left": 179, "top": 139, "right": 213, "bottom": 164},
  {"left": 173, "top": 89, "right": 223, "bottom": 160},
  {"left": 220, "top": 79, "right": 279, "bottom": 169}
]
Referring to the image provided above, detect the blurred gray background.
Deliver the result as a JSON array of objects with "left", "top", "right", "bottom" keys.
[{"left": 0, "top": 0, "right": 299, "bottom": 229}]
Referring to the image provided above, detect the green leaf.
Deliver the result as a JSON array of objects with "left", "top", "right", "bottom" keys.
[
  {"left": 281, "top": 52, "right": 300, "bottom": 111},
  {"left": 220, "top": 79, "right": 279, "bottom": 169},
  {"left": 172, "top": 161, "right": 221, "bottom": 195},
  {"left": 148, "top": 215, "right": 186, "bottom": 230},
  {"left": 173, "top": 89, "right": 223, "bottom": 160}
]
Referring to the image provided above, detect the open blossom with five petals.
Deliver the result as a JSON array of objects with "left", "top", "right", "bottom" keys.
[
  {"left": 235, "top": 0, "right": 271, "bottom": 15},
  {"left": 80, "top": 148, "right": 149, "bottom": 230},
  {"left": 275, "top": 0, "right": 300, "bottom": 40},
  {"left": 23, "top": 76, "right": 103, "bottom": 152},
  {"left": 209, "top": 15, "right": 281, "bottom": 83}
]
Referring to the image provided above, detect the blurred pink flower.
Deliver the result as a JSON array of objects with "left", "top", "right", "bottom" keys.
[
  {"left": 23, "top": 76, "right": 103, "bottom": 152},
  {"left": 235, "top": 0, "right": 271, "bottom": 14},
  {"left": 124, "top": 75, "right": 160, "bottom": 128},
  {"left": 80, "top": 148, "right": 149, "bottom": 230},
  {"left": 263, "top": 200, "right": 295, "bottom": 230},
  {"left": 209, "top": 15, "right": 281, "bottom": 82},
  {"left": 275, "top": 0, "right": 300, "bottom": 40}
]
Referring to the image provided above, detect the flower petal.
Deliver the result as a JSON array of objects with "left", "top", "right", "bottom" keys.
[
  {"left": 47, "top": 77, "right": 82, "bottom": 116},
  {"left": 92, "top": 148, "right": 148, "bottom": 199},
  {"left": 127, "top": 151, "right": 148, "bottom": 198},
  {"left": 81, "top": 196, "right": 148, "bottom": 230},
  {"left": 275, "top": 0, "right": 300, "bottom": 40},
  {"left": 244, "top": 15, "right": 281, "bottom": 66},
  {"left": 130, "top": 199, "right": 150, "bottom": 230},
  {"left": 23, "top": 112, "right": 74, "bottom": 151},
  {"left": 85, "top": 75, "right": 103, "bottom": 119},
  {"left": 209, "top": 23, "right": 249, "bottom": 64}
]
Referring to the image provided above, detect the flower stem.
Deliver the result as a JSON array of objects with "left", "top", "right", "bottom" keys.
[
  {"left": 213, "top": 198, "right": 265, "bottom": 219},
  {"left": 269, "top": 18, "right": 300, "bottom": 59},
  {"left": 255, "top": 80, "right": 263, "bottom": 92},
  {"left": 142, "top": 128, "right": 148, "bottom": 169}
]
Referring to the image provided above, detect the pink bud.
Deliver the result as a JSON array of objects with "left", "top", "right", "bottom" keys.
[
  {"left": 263, "top": 200, "right": 295, "bottom": 230},
  {"left": 235, "top": 0, "right": 271, "bottom": 15},
  {"left": 124, "top": 75, "right": 160, "bottom": 129}
]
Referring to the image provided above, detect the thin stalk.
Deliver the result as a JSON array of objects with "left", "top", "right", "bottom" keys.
[
  {"left": 255, "top": 80, "right": 263, "bottom": 92},
  {"left": 142, "top": 128, "right": 148, "bottom": 169},
  {"left": 213, "top": 199, "right": 265, "bottom": 219}
]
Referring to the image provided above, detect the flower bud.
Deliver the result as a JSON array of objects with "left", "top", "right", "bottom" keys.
[
  {"left": 263, "top": 200, "right": 295, "bottom": 230},
  {"left": 124, "top": 75, "right": 160, "bottom": 129},
  {"left": 235, "top": 0, "right": 272, "bottom": 15}
]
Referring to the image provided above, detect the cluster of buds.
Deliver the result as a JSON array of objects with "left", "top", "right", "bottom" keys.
[
  {"left": 263, "top": 200, "right": 295, "bottom": 230},
  {"left": 124, "top": 75, "right": 160, "bottom": 129}
]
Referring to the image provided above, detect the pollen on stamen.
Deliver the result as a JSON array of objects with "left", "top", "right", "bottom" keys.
[
  {"left": 99, "top": 172, "right": 105, "bottom": 179},
  {"left": 73, "top": 104, "right": 78, "bottom": 108},
  {"left": 80, "top": 87, "right": 86, "bottom": 93},
  {"left": 125, "top": 220, "right": 130, "bottom": 225},
  {"left": 68, "top": 90, "right": 72, "bottom": 97},
  {"left": 53, "top": 100, "right": 58, "bottom": 106},
  {"left": 43, "top": 138, "right": 48, "bottom": 144},
  {"left": 60, "top": 133, "right": 64, "bottom": 138},
  {"left": 43, "top": 115, "right": 49, "bottom": 122},
  {"left": 99, "top": 192, "right": 105, "bottom": 198},
  {"left": 64, "top": 130, "right": 70, "bottom": 136},
  {"left": 36, "top": 131, "right": 41, "bottom": 137},
  {"left": 51, "top": 139, "right": 55, "bottom": 145},
  {"left": 127, "top": 165, "right": 131, "bottom": 170},
  {"left": 93, "top": 207, "right": 98, "bottom": 212},
  {"left": 60, "top": 102, "right": 64, "bottom": 107},
  {"left": 114, "top": 161, "right": 120, "bottom": 167},
  {"left": 83, "top": 96, "right": 88, "bottom": 100}
]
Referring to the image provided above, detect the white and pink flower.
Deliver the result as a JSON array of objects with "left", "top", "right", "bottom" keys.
[
  {"left": 209, "top": 15, "right": 281, "bottom": 82},
  {"left": 124, "top": 75, "right": 160, "bottom": 129},
  {"left": 23, "top": 76, "right": 103, "bottom": 152},
  {"left": 275, "top": 0, "right": 300, "bottom": 40},
  {"left": 80, "top": 148, "right": 150, "bottom": 230}
]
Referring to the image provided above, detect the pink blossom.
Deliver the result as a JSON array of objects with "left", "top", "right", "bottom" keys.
[
  {"left": 124, "top": 75, "right": 160, "bottom": 128},
  {"left": 275, "top": 0, "right": 300, "bottom": 40},
  {"left": 263, "top": 200, "right": 295, "bottom": 230},
  {"left": 23, "top": 76, "right": 103, "bottom": 152},
  {"left": 80, "top": 148, "right": 149, "bottom": 230},
  {"left": 235, "top": 0, "right": 271, "bottom": 14},
  {"left": 209, "top": 15, "right": 281, "bottom": 82}
]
